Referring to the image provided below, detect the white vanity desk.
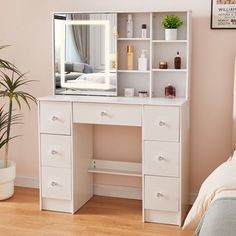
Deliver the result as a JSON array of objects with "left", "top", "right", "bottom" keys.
[{"left": 38, "top": 95, "right": 189, "bottom": 226}]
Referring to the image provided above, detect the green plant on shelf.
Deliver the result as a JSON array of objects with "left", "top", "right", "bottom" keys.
[{"left": 162, "top": 15, "right": 183, "bottom": 29}]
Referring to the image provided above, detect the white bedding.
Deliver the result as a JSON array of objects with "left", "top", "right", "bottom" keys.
[
  {"left": 183, "top": 156, "right": 236, "bottom": 230},
  {"left": 67, "top": 72, "right": 116, "bottom": 88}
]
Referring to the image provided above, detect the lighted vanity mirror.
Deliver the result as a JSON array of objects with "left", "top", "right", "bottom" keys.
[{"left": 54, "top": 13, "right": 117, "bottom": 96}]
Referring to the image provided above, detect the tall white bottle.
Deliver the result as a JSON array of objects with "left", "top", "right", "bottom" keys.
[
  {"left": 126, "top": 14, "right": 133, "bottom": 38},
  {"left": 138, "top": 50, "right": 148, "bottom": 71}
]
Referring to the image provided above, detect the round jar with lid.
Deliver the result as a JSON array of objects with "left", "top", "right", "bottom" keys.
[{"left": 159, "top": 61, "right": 168, "bottom": 69}]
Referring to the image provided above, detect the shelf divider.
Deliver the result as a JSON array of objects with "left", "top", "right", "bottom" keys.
[
  {"left": 118, "top": 70, "right": 151, "bottom": 73},
  {"left": 118, "top": 38, "right": 151, "bottom": 41},
  {"left": 152, "top": 40, "right": 187, "bottom": 43},
  {"left": 152, "top": 69, "right": 187, "bottom": 72}
]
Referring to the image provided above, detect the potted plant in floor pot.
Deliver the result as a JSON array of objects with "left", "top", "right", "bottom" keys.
[
  {"left": 0, "top": 45, "right": 36, "bottom": 200},
  {"left": 162, "top": 15, "right": 183, "bottom": 40}
]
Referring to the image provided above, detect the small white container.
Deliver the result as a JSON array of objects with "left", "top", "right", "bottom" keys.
[{"left": 124, "top": 88, "right": 134, "bottom": 97}]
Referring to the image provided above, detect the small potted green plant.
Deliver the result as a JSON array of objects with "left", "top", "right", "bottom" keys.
[
  {"left": 162, "top": 15, "right": 183, "bottom": 40},
  {"left": 0, "top": 45, "right": 36, "bottom": 200}
]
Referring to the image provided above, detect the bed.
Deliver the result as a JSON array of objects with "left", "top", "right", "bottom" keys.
[
  {"left": 183, "top": 58, "right": 236, "bottom": 235},
  {"left": 195, "top": 197, "right": 236, "bottom": 236},
  {"left": 183, "top": 156, "right": 236, "bottom": 235}
]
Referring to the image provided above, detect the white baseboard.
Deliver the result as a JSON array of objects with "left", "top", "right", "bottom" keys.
[
  {"left": 15, "top": 176, "right": 39, "bottom": 189},
  {"left": 94, "top": 184, "right": 142, "bottom": 200}
]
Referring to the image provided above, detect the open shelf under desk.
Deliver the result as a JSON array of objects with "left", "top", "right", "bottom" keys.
[{"left": 88, "top": 159, "right": 142, "bottom": 177}]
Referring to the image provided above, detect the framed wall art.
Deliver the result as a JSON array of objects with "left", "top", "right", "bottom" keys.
[{"left": 211, "top": 0, "right": 236, "bottom": 29}]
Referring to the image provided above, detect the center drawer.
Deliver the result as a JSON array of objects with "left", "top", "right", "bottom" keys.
[{"left": 73, "top": 103, "right": 142, "bottom": 126}]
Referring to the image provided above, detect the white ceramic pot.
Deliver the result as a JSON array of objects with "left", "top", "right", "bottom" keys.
[
  {"left": 0, "top": 160, "right": 16, "bottom": 200},
  {"left": 165, "top": 28, "right": 177, "bottom": 40}
]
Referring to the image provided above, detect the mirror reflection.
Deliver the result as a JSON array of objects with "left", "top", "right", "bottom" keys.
[{"left": 54, "top": 13, "right": 117, "bottom": 96}]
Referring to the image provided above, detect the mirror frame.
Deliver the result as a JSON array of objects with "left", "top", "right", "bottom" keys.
[{"left": 58, "top": 18, "right": 113, "bottom": 90}]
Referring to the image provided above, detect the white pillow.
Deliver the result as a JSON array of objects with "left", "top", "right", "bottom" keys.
[{"left": 182, "top": 159, "right": 236, "bottom": 230}]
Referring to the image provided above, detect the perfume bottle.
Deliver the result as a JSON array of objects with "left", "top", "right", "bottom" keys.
[
  {"left": 126, "top": 14, "right": 133, "bottom": 38},
  {"left": 127, "top": 45, "right": 134, "bottom": 70},
  {"left": 174, "top": 51, "right": 181, "bottom": 69},
  {"left": 165, "top": 84, "right": 176, "bottom": 98}
]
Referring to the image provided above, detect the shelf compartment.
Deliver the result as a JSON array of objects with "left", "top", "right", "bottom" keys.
[
  {"left": 152, "top": 43, "right": 187, "bottom": 70},
  {"left": 118, "top": 40, "right": 150, "bottom": 71},
  {"left": 118, "top": 12, "right": 151, "bottom": 38},
  {"left": 88, "top": 159, "right": 142, "bottom": 177},
  {"left": 118, "top": 73, "right": 150, "bottom": 97},
  {"left": 152, "top": 11, "right": 188, "bottom": 40},
  {"left": 152, "top": 71, "right": 187, "bottom": 98}
]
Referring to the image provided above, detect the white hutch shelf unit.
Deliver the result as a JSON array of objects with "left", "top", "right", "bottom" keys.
[
  {"left": 117, "top": 10, "right": 191, "bottom": 99},
  {"left": 38, "top": 10, "right": 191, "bottom": 226}
]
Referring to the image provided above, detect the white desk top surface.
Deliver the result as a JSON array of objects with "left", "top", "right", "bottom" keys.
[{"left": 38, "top": 95, "right": 187, "bottom": 106}]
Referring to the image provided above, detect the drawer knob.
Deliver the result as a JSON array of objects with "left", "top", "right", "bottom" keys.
[
  {"left": 158, "top": 121, "right": 166, "bottom": 126},
  {"left": 158, "top": 156, "right": 165, "bottom": 161},
  {"left": 51, "top": 181, "right": 58, "bottom": 187},
  {"left": 156, "top": 192, "right": 163, "bottom": 198},
  {"left": 51, "top": 116, "right": 59, "bottom": 121},
  {"left": 100, "top": 111, "right": 107, "bottom": 117},
  {"left": 51, "top": 150, "right": 58, "bottom": 155}
]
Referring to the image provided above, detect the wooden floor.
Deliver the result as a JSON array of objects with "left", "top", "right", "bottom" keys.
[{"left": 0, "top": 187, "right": 194, "bottom": 236}]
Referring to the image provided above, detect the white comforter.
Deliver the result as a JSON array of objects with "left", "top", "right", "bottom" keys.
[{"left": 183, "top": 156, "right": 236, "bottom": 230}]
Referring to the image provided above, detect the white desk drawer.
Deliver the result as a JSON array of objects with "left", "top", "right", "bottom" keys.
[
  {"left": 144, "top": 141, "right": 179, "bottom": 177},
  {"left": 41, "top": 134, "right": 71, "bottom": 168},
  {"left": 40, "top": 101, "right": 71, "bottom": 135},
  {"left": 145, "top": 176, "right": 179, "bottom": 212},
  {"left": 42, "top": 167, "right": 71, "bottom": 200},
  {"left": 73, "top": 103, "right": 141, "bottom": 126},
  {"left": 143, "top": 106, "right": 180, "bottom": 142}
]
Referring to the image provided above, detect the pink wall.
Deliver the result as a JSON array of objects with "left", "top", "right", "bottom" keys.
[{"left": 1, "top": 0, "right": 236, "bottom": 194}]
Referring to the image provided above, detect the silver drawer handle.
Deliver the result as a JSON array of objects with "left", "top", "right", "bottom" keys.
[
  {"left": 156, "top": 192, "right": 163, "bottom": 198},
  {"left": 51, "top": 181, "right": 58, "bottom": 187},
  {"left": 158, "top": 121, "right": 166, "bottom": 126},
  {"left": 51, "top": 115, "right": 59, "bottom": 121},
  {"left": 158, "top": 156, "right": 165, "bottom": 161},
  {"left": 100, "top": 111, "right": 107, "bottom": 117},
  {"left": 51, "top": 150, "right": 58, "bottom": 155}
]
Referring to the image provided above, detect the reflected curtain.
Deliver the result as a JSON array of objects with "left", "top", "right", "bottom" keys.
[{"left": 71, "top": 14, "right": 90, "bottom": 63}]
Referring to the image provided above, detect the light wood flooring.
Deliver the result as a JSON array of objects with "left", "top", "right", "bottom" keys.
[{"left": 0, "top": 187, "right": 194, "bottom": 236}]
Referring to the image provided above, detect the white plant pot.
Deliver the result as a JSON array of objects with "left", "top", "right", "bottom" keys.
[
  {"left": 0, "top": 160, "right": 16, "bottom": 200},
  {"left": 165, "top": 28, "right": 177, "bottom": 40}
]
